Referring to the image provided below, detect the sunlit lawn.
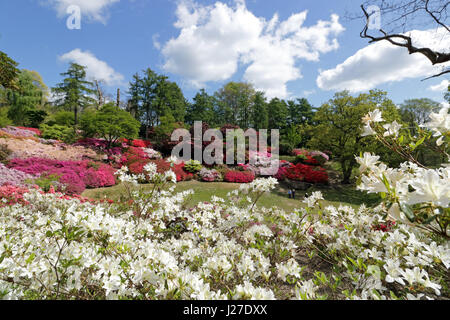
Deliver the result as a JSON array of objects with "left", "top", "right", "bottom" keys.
[{"left": 82, "top": 180, "right": 381, "bottom": 213}]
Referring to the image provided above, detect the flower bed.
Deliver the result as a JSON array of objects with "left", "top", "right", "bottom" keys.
[
  {"left": 0, "top": 173, "right": 447, "bottom": 300},
  {"left": 224, "top": 170, "right": 255, "bottom": 183},
  {"left": 0, "top": 163, "right": 37, "bottom": 187},
  {"left": 0, "top": 185, "right": 30, "bottom": 207},
  {"left": 0, "top": 138, "right": 100, "bottom": 162},
  {"left": 7, "top": 158, "right": 116, "bottom": 194},
  {"left": 284, "top": 163, "right": 328, "bottom": 184},
  {"left": 199, "top": 168, "right": 222, "bottom": 182},
  {"left": 0, "top": 126, "right": 39, "bottom": 138}
]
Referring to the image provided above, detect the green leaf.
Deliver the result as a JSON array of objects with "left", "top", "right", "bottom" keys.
[
  {"left": 25, "top": 253, "right": 36, "bottom": 264},
  {"left": 400, "top": 204, "right": 416, "bottom": 222}
]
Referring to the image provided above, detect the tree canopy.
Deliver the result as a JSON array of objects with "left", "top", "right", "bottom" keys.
[{"left": 52, "top": 63, "right": 95, "bottom": 126}]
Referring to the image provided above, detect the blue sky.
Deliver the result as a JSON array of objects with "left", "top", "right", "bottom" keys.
[{"left": 0, "top": 0, "right": 448, "bottom": 108}]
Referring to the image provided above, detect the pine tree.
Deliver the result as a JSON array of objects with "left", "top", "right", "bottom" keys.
[{"left": 52, "top": 63, "right": 95, "bottom": 126}]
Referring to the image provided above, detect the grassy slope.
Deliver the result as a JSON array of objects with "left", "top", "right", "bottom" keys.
[{"left": 82, "top": 180, "right": 381, "bottom": 213}]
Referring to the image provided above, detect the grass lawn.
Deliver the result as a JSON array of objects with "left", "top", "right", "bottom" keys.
[{"left": 82, "top": 180, "right": 381, "bottom": 213}]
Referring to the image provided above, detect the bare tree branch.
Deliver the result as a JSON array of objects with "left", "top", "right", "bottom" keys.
[{"left": 359, "top": 1, "right": 450, "bottom": 80}]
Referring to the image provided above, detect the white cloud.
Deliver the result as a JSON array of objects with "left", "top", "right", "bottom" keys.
[
  {"left": 317, "top": 28, "right": 450, "bottom": 92},
  {"left": 161, "top": 0, "right": 344, "bottom": 98},
  {"left": 59, "top": 49, "right": 124, "bottom": 86},
  {"left": 303, "top": 89, "right": 316, "bottom": 97},
  {"left": 429, "top": 80, "right": 449, "bottom": 92},
  {"left": 45, "top": 0, "right": 119, "bottom": 23}
]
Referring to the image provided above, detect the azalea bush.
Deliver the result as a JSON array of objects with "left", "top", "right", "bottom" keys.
[
  {"left": 198, "top": 168, "right": 222, "bottom": 182},
  {"left": 0, "top": 169, "right": 448, "bottom": 300},
  {"left": 284, "top": 163, "right": 329, "bottom": 184},
  {"left": 224, "top": 170, "right": 255, "bottom": 183},
  {"left": 0, "top": 126, "right": 39, "bottom": 138},
  {"left": 0, "top": 138, "right": 100, "bottom": 162},
  {"left": 8, "top": 158, "right": 116, "bottom": 195},
  {"left": 0, "top": 163, "right": 36, "bottom": 188},
  {"left": 358, "top": 107, "right": 449, "bottom": 238},
  {"left": 74, "top": 138, "right": 125, "bottom": 156}
]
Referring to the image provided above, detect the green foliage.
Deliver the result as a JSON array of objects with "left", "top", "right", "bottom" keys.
[
  {"left": 279, "top": 141, "right": 294, "bottom": 156},
  {"left": 287, "top": 98, "right": 314, "bottom": 126},
  {"left": 0, "top": 107, "right": 12, "bottom": 128},
  {"left": 79, "top": 103, "right": 140, "bottom": 146},
  {"left": 399, "top": 98, "right": 441, "bottom": 133},
  {"left": 0, "top": 51, "right": 20, "bottom": 90},
  {"left": 214, "top": 82, "right": 256, "bottom": 128},
  {"left": 293, "top": 154, "right": 308, "bottom": 164},
  {"left": 26, "top": 173, "right": 60, "bottom": 193},
  {"left": 283, "top": 125, "right": 303, "bottom": 149},
  {"left": 184, "top": 160, "right": 203, "bottom": 173},
  {"left": 0, "top": 143, "right": 12, "bottom": 163},
  {"left": 128, "top": 68, "right": 187, "bottom": 133},
  {"left": 251, "top": 91, "right": 268, "bottom": 130},
  {"left": 307, "top": 90, "right": 402, "bottom": 184},
  {"left": 185, "top": 89, "right": 216, "bottom": 126},
  {"left": 45, "top": 111, "right": 75, "bottom": 127},
  {"left": 7, "top": 70, "right": 44, "bottom": 126},
  {"left": 39, "top": 124, "right": 76, "bottom": 143},
  {"left": 268, "top": 98, "right": 289, "bottom": 130},
  {"left": 25, "top": 109, "right": 48, "bottom": 128}
]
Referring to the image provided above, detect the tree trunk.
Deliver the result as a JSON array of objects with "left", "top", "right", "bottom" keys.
[
  {"left": 116, "top": 88, "right": 120, "bottom": 107},
  {"left": 341, "top": 160, "right": 353, "bottom": 184},
  {"left": 74, "top": 105, "right": 78, "bottom": 126}
]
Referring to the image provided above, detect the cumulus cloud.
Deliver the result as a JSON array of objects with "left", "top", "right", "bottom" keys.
[
  {"left": 161, "top": 0, "right": 344, "bottom": 98},
  {"left": 59, "top": 49, "right": 124, "bottom": 86},
  {"left": 429, "top": 79, "right": 449, "bottom": 92},
  {"left": 45, "top": 0, "right": 119, "bottom": 23},
  {"left": 317, "top": 28, "right": 450, "bottom": 92}
]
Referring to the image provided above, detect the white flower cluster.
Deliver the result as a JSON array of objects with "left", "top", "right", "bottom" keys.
[
  {"left": 356, "top": 153, "right": 450, "bottom": 215},
  {"left": 421, "top": 106, "right": 450, "bottom": 146},
  {"left": 143, "top": 148, "right": 162, "bottom": 160},
  {"left": 0, "top": 170, "right": 448, "bottom": 300}
]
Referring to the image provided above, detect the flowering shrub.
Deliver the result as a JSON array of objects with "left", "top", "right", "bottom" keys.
[
  {"left": 0, "top": 138, "right": 100, "bottom": 161},
  {"left": 74, "top": 138, "right": 124, "bottom": 156},
  {"left": 285, "top": 163, "right": 329, "bottom": 184},
  {"left": 129, "top": 159, "right": 193, "bottom": 182},
  {"left": 84, "top": 164, "right": 117, "bottom": 189},
  {"left": 292, "top": 149, "right": 309, "bottom": 156},
  {"left": 310, "top": 151, "right": 329, "bottom": 165},
  {"left": 16, "top": 127, "right": 41, "bottom": 136},
  {"left": 358, "top": 107, "right": 449, "bottom": 238},
  {"left": 274, "top": 162, "right": 294, "bottom": 181},
  {"left": 293, "top": 150, "right": 328, "bottom": 166},
  {"left": 199, "top": 168, "right": 222, "bottom": 182},
  {"left": 224, "top": 170, "right": 255, "bottom": 183},
  {"left": 0, "top": 163, "right": 36, "bottom": 187},
  {"left": 143, "top": 148, "right": 162, "bottom": 159},
  {"left": 0, "top": 173, "right": 447, "bottom": 300},
  {"left": 131, "top": 139, "right": 151, "bottom": 148},
  {"left": 0, "top": 126, "right": 39, "bottom": 138},
  {"left": 0, "top": 185, "right": 30, "bottom": 207},
  {"left": 8, "top": 158, "right": 116, "bottom": 194}
]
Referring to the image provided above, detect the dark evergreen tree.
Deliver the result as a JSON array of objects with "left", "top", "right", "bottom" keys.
[{"left": 52, "top": 63, "right": 95, "bottom": 126}]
